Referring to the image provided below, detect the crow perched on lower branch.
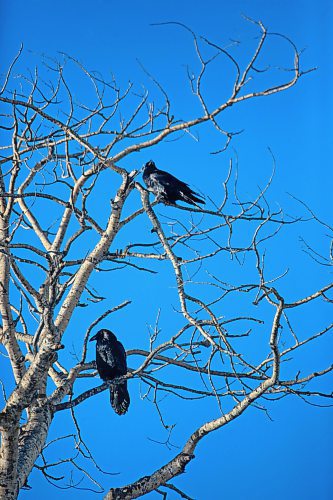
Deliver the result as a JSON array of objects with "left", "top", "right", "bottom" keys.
[
  {"left": 90, "top": 329, "right": 130, "bottom": 415},
  {"left": 143, "top": 160, "right": 205, "bottom": 206}
]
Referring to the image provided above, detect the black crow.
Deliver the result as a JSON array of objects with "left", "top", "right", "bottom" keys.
[
  {"left": 142, "top": 160, "right": 205, "bottom": 206},
  {"left": 90, "top": 329, "right": 130, "bottom": 415}
]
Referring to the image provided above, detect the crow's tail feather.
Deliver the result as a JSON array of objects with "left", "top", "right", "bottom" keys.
[
  {"left": 110, "top": 382, "right": 130, "bottom": 415},
  {"left": 181, "top": 191, "right": 205, "bottom": 207}
]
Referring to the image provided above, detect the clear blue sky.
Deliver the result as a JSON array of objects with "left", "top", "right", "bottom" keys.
[{"left": 1, "top": 1, "right": 332, "bottom": 499}]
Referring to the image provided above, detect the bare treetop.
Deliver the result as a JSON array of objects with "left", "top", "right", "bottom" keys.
[{"left": 0, "top": 20, "right": 331, "bottom": 500}]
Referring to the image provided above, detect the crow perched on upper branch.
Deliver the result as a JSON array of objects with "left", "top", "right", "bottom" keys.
[
  {"left": 142, "top": 160, "right": 205, "bottom": 206},
  {"left": 90, "top": 329, "right": 130, "bottom": 415}
]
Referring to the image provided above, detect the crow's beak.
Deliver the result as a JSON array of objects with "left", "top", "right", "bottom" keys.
[{"left": 89, "top": 334, "right": 97, "bottom": 342}]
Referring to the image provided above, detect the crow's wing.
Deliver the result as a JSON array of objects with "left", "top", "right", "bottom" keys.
[
  {"left": 114, "top": 340, "right": 127, "bottom": 375},
  {"left": 144, "top": 171, "right": 168, "bottom": 195},
  {"left": 155, "top": 170, "right": 203, "bottom": 199},
  {"left": 97, "top": 342, "right": 117, "bottom": 369},
  {"left": 154, "top": 172, "right": 205, "bottom": 206},
  {"left": 152, "top": 170, "right": 190, "bottom": 191},
  {"left": 96, "top": 339, "right": 127, "bottom": 380}
]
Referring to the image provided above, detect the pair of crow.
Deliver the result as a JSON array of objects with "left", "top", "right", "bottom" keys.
[{"left": 90, "top": 161, "right": 204, "bottom": 415}]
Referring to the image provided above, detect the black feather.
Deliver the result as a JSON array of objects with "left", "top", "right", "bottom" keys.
[
  {"left": 90, "top": 329, "right": 130, "bottom": 415},
  {"left": 142, "top": 160, "right": 205, "bottom": 206}
]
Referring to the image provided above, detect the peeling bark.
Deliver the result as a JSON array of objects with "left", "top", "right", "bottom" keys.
[
  {"left": 0, "top": 425, "right": 20, "bottom": 499},
  {"left": 16, "top": 402, "right": 53, "bottom": 490},
  {"left": 105, "top": 453, "right": 193, "bottom": 500}
]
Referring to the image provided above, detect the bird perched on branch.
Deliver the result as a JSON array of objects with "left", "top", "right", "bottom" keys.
[
  {"left": 90, "top": 329, "right": 130, "bottom": 415},
  {"left": 142, "top": 160, "right": 205, "bottom": 206}
]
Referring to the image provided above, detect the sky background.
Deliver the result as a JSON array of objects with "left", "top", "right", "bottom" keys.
[{"left": 1, "top": 1, "right": 332, "bottom": 499}]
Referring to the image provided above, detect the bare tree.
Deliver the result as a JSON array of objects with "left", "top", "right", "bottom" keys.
[{"left": 0, "top": 20, "right": 332, "bottom": 499}]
